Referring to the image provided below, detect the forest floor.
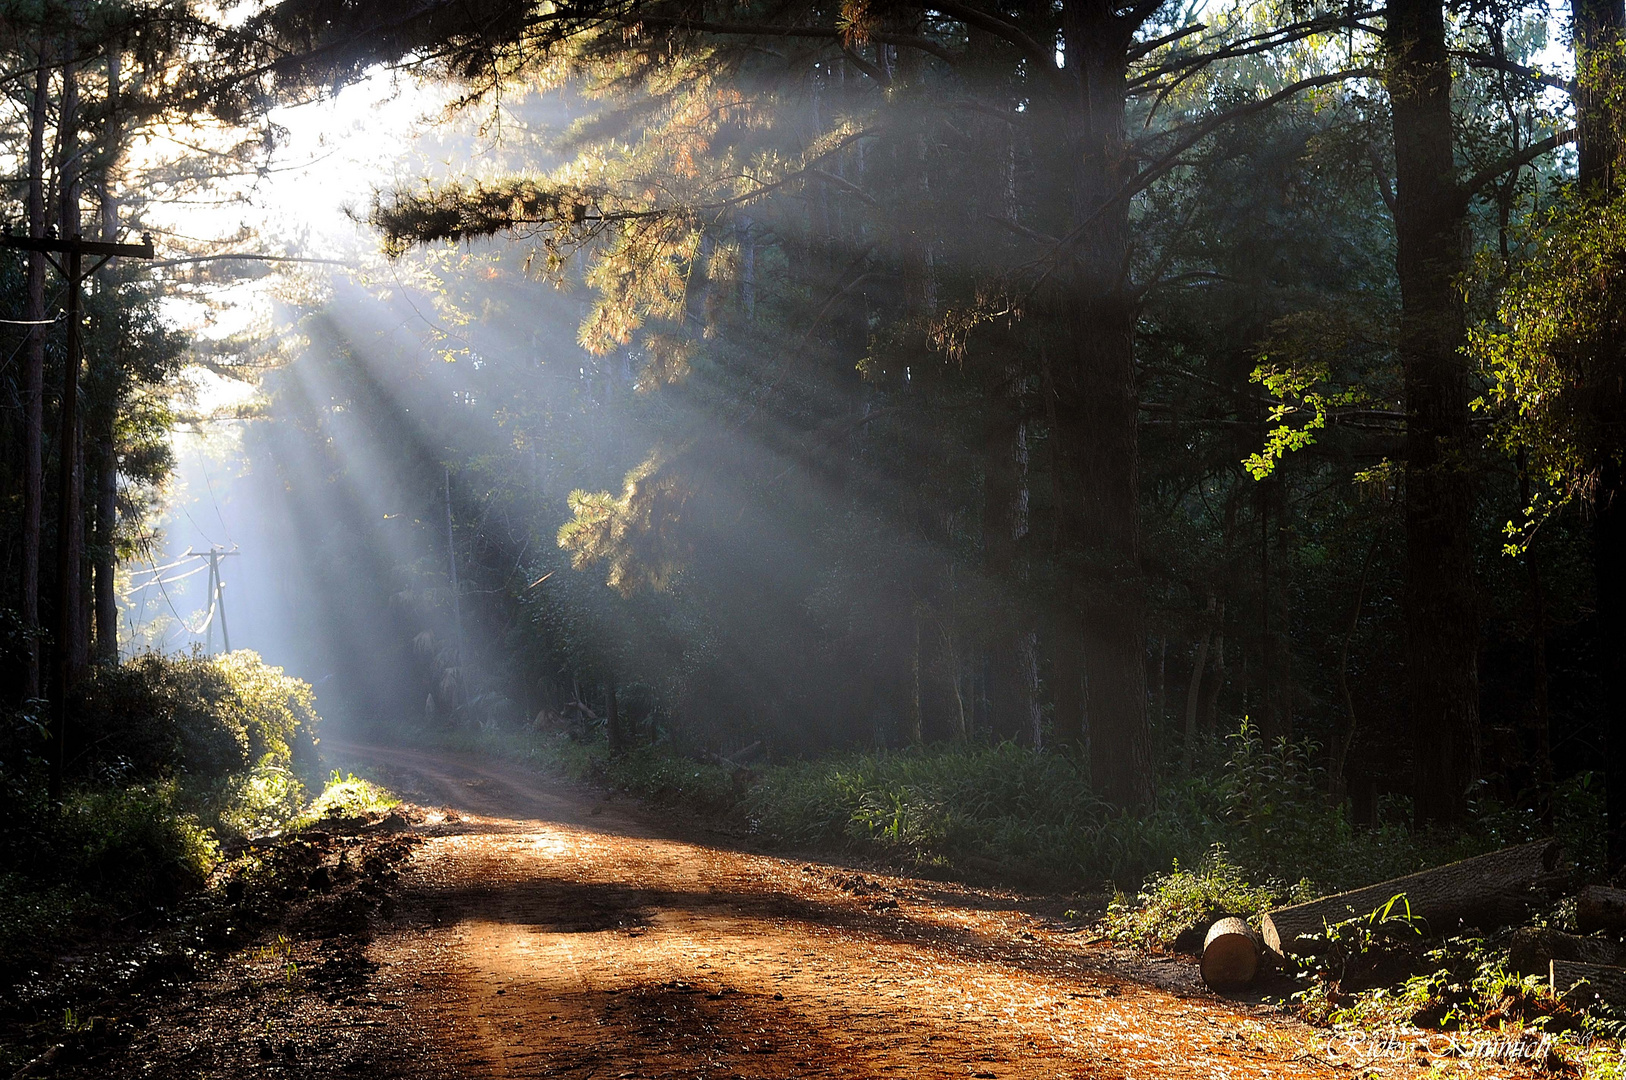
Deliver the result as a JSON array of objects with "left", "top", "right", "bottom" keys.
[{"left": 48, "top": 743, "right": 1548, "bottom": 1079}]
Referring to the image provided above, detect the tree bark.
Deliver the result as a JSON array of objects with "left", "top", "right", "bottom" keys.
[
  {"left": 1201, "top": 917, "right": 1260, "bottom": 988},
  {"left": 1185, "top": 596, "right": 1215, "bottom": 767},
  {"left": 1578, "top": 884, "right": 1626, "bottom": 932},
  {"left": 1552, "top": 959, "right": 1626, "bottom": 1009},
  {"left": 1053, "top": 0, "right": 1152, "bottom": 809},
  {"left": 92, "top": 42, "right": 121, "bottom": 666},
  {"left": 19, "top": 42, "right": 49, "bottom": 702},
  {"left": 93, "top": 436, "right": 117, "bottom": 664},
  {"left": 1508, "top": 927, "right": 1626, "bottom": 976},
  {"left": 1261, "top": 839, "right": 1563, "bottom": 956},
  {"left": 606, "top": 673, "right": 623, "bottom": 754},
  {"left": 1388, "top": 0, "right": 1481, "bottom": 826},
  {"left": 1575, "top": 0, "right": 1625, "bottom": 195}
]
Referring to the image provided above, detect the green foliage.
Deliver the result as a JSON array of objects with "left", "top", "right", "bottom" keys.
[
  {"left": 294, "top": 771, "right": 401, "bottom": 825},
  {"left": 0, "top": 783, "right": 218, "bottom": 981},
  {"left": 1297, "top": 894, "right": 1425, "bottom": 987},
  {"left": 1244, "top": 358, "right": 1369, "bottom": 479},
  {"left": 1295, "top": 933, "right": 1575, "bottom": 1044},
  {"left": 220, "top": 765, "right": 309, "bottom": 837},
  {"left": 1102, "top": 845, "right": 1287, "bottom": 948},
  {"left": 557, "top": 454, "right": 693, "bottom": 597},
  {"left": 67, "top": 649, "right": 322, "bottom": 836},
  {"left": 0, "top": 651, "right": 325, "bottom": 981},
  {"left": 1472, "top": 193, "right": 1626, "bottom": 550}
]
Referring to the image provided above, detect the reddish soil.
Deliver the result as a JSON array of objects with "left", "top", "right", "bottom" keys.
[{"left": 67, "top": 744, "right": 1543, "bottom": 1079}]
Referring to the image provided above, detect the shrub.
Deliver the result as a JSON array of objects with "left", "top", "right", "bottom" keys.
[
  {"left": 71, "top": 649, "right": 322, "bottom": 836},
  {"left": 52, "top": 782, "right": 219, "bottom": 903},
  {"left": 296, "top": 771, "right": 400, "bottom": 824},
  {"left": 0, "top": 782, "right": 219, "bottom": 981},
  {"left": 1103, "top": 845, "right": 1290, "bottom": 948}
]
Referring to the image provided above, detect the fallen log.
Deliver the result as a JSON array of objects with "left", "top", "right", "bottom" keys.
[
  {"left": 1552, "top": 959, "right": 1626, "bottom": 1010},
  {"left": 1201, "top": 917, "right": 1260, "bottom": 988},
  {"left": 1508, "top": 927, "right": 1626, "bottom": 977},
  {"left": 1261, "top": 839, "right": 1564, "bottom": 957},
  {"left": 1578, "top": 886, "right": 1626, "bottom": 933}
]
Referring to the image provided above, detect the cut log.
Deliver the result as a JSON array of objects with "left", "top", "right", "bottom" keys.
[
  {"left": 1261, "top": 839, "right": 1564, "bottom": 957},
  {"left": 1578, "top": 886, "right": 1626, "bottom": 933},
  {"left": 1508, "top": 927, "right": 1626, "bottom": 977},
  {"left": 1200, "top": 917, "right": 1260, "bottom": 988},
  {"left": 1552, "top": 959, "right": 1626, "bottom": 1010}
]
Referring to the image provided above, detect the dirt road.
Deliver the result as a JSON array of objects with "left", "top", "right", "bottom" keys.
[
  {"left": 84, "top": 743, "right": 1528, "bottom": 1078},
  {"left": 333, "top": 743, "right": 1489, "bottom": 1080}
]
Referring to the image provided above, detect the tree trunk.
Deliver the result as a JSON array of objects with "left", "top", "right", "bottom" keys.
[
  {"left": 1552, "top": 959, "right": 1626, "bottom": 1009},
  {"left": 58, "top": 38, "right": 86, "bottom": 683},
  {"left": 1574, "top": 0, "right": 1625, "bottom": 196},
  {"left": 1185, "top": 597, "right": 1215, "bottom": 767},
  {"left": 1201, "top": 917, "right": 1260, "bottom": 988},
  {"left": 1602, "top": 464, "right": 1626, "bottom": 867},
  {"left": 1054, "top": 0, "right": 1151, "bottom": 809},
  {"left": 1388, "top": 0, "right": 1481, "bottom": 826},
  {"left": 1508, "top": 927, "right": 1626, "bottom": 976},
  {"left": 93, "top": 435, "right": 117, "bottom": 664},
  {"left": 1578, "top": 884, "right": 1626, "bottom": 932},
  {"left": 606, "top": 673, "right": 623, "bottom": 754},
  {"left": 18, "top": 42, "right": 49, "bottom": 702},
  {"left": 1198, "top": 606, "right": 1226, "bottom": 733},
  {"left": 92, "top": 43, "right": 121, "bottom": 666},
  {"left": 1262, "top": 839, "right": 1563, "bottom": 956}
]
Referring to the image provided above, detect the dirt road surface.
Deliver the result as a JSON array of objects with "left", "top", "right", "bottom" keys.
[{"left": 100, "top": 744, "right": 1538, "bottom": 1078}]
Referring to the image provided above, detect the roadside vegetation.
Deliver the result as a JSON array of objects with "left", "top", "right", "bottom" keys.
[
  {"left": 387, "top": 712, "right": 1600, "bottom": 894},
  {"left": 0, "top": 650, "right": 375, "bottom": 987},
  {"left": 380, "top": 709, "right": 1626, "bottom": 1068}
]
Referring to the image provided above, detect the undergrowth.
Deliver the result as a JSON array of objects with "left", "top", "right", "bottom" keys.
[
  {"left": 377, "top": 715, "right": 1597, "bottom": 901},
  {"left": 0, "top": 650, "right": 341, "bottom": 986}
]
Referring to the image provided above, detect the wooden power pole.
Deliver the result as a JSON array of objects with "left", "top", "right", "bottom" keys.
[
  {"left": 186, "top": 546, "right": 238, "bottom": 653},
  {"left": 4, "top": 227, "right": 154, "bottom": 801}
]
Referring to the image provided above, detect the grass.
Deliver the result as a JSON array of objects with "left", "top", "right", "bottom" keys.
[
  {"left": 290, "top": 771, "right": 401, "bottom": 828},
  {"left": 374, "top": 715, "right": 1602, "bottom": 903}
]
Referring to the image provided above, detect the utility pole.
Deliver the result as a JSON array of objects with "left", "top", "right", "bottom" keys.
[
  {"left": 186, "top": 546, "right": 237, "bottom": 654},
  {"left": 4, "top": 227, "right": 154, "bottom": 802}
]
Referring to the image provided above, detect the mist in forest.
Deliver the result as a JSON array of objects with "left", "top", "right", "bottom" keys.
[{"left": 0, "top": 0, "right": 1592, "bottom": 835}]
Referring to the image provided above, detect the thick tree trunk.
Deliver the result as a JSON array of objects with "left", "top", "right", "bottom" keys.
[
  {"left": 1262, "top": 838, "right": 1564, "bottom": 956},
  {"left": 1508, "top": 927, "right": 1626, "bottom": 976},
  {"left": 982, "top": 370, "right": 1042, "bottom": 746},
  {"left": 1201, "top": 917, "right": 1260, "bottom": 988},
  {"left": 1388, "top": 0, "right": 1480, "bottom": 826},
  {"left": 19, "top": 45, "right": 48, "bottom": 702},
  {"left": 1054, "top": 0, "right": 1152, "bottom": 809},
  {"left": 1575, "top": 0, "right": 1625, "bottom": 195},
  {"left": 1553, "top": 959, "right": 1626, "bottom": 1009},
  {"left": 92, "top": 44, "right": 121, "bottom": 666},
  {"left": 1578, "top": 884, "right": 1626, "bottom": 932}
]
